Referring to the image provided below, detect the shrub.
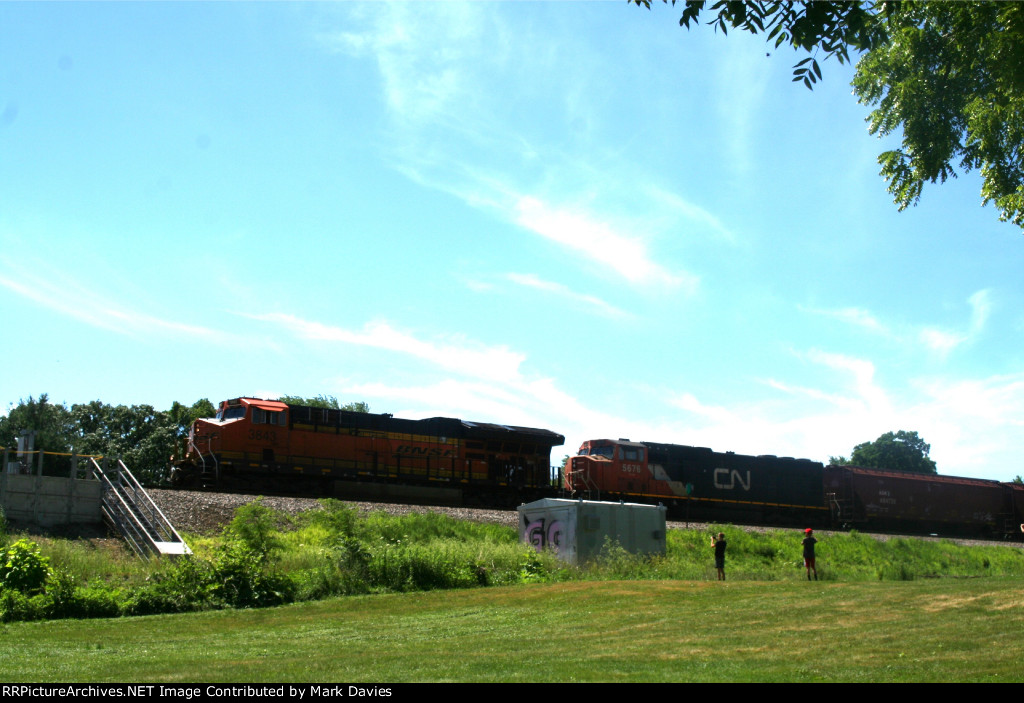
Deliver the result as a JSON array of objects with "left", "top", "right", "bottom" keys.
[
  {"left": 211, "top": 541, "right": 294, "bottom": 609},
  {"left": 309, "top": 499, "right": 360, "bottom": 538},
  {"left": 518, "top": 549, "right": 548, "bottom": 583},
  {"left": 126, "top": 556, "right": 216, "bottom": 615},
  {"left": 0, "top": 539, "right": 52, "bottom": 594},
  {"left": 226, "top": 499, "right": 284, "bottom": 557},
  {"left": 0, "top": 588, "right": 47, "bottom": 622},
  {"left": 41, "top": 569, "right": 123, "bottom": 620},
  {"left": 335, "top": 536, "right": 372, "bottom": 593}
]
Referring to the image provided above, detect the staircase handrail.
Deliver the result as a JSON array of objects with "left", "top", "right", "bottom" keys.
[
  {"left": 89, "top": 458, "right": 189, "bottom": 559},
  {"left": 112, "top": 459, "right": 187, "bottom": 546}
]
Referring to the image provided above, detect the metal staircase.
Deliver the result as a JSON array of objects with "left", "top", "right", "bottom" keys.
[{"left": 89, "top": 458, "right": 191, "bottom": 558}]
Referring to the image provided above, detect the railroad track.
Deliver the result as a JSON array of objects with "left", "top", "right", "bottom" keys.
[{"left": 147, "top": 488, "right": 1022, "bottom": 548}]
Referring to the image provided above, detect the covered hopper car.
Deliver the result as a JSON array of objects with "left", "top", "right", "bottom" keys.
[
  {"left": 824, "top": 464, "right": 1022, "bottom": 537},
  {"left": 171, "top": 397, "right": 564, "bottom": 507}
]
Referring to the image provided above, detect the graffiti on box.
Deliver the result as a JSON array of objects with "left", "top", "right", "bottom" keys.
[{"left": 525, "top": 517, "right": 563, "bottom": 551}]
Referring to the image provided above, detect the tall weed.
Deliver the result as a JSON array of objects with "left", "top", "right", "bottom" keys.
[
  {"left": 299, "top": 499, "right": 360, "bottom": 538},
  {"left": 226, "top": 498, "right": 284, "bottom": 557}
]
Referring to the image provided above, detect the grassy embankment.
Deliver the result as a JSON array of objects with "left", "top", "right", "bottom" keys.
[{"left": 1, "top": 501, "right": 1023, "bottom": 681}]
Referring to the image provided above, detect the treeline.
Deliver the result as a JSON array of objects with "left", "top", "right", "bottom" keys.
[{"left": 0, "top": 395, "right": 214, "bottom": 485}]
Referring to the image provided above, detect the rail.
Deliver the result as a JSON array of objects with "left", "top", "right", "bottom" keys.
[{"left": 89, "top": 458, "right": 190, "bottom": 559}]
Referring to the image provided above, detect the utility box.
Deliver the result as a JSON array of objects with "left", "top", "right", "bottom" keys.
[{"left": 518, "top": 498, "right": 667, "bottom": 564}]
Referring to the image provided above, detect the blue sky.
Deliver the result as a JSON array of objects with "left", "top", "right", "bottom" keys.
[{"left": 2, "top": 2, "right": 1022, "bottom": 480}]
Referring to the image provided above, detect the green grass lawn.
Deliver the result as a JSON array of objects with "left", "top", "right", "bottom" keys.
[{"left": 3, "top": 577, "right": 1022, "bottom": 682}]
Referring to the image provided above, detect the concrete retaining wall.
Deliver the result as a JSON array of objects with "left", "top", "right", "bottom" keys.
[{"left": 0, "top": 473, "right": 102, "bottom": 527}]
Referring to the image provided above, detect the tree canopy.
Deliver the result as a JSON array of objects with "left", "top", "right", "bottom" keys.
[
  {"left": 830, "top": 430, "right": 937, "bottom": 474},
  {"left": 276, "top": 395, "right": 370, "bottom": 413},
  {"left": 0, "top": 394, "right": 75, "bottom": 458},
  {"left": 637, "top": 1, "right": 1024, "bottom": 230},
  {"left": 1, "top": 395, "right": 215, "bottom": 485}
]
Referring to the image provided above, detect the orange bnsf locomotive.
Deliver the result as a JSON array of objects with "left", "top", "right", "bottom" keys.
[{"left": 171, "top": 397, "right": 564, "bottom": 507}]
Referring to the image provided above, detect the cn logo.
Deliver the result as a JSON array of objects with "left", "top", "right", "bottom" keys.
[{"left": 713, "top": 468, "right": 751, "bottom": 491}]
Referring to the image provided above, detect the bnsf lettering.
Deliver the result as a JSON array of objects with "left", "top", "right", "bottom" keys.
[
  {"left": 396, "top": 445, "right": 455, "bottom": 458},
  {"left": 713, "top": 468, "right": 751, "bottom": 491}
]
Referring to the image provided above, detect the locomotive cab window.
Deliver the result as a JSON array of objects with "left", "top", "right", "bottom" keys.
[
  {"left": 252, "top": 408, "right": 286, "bottom": 426},
  {"left": 624, "top": 447, "right": 643, "bottom": 462},
  {"left": 217, "top": 406, "right": 247, "bottom": 421}
]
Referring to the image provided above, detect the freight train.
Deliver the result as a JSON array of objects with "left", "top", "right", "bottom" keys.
[
  {"left": 564, "top": 437, "right": 1024, "bottom": 539},
  {"left": 171, "top": 397, "right": 1024, "bottom": 539}
]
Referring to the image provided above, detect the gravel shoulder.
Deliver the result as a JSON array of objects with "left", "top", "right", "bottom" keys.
[
  {"left": 147, "top": 488, "right": 521, "bottom": 534},
  {"left": 146, "top": 488, "right": 1022, "bottom": 548}
]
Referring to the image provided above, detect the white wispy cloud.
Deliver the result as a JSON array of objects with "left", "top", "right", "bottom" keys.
[
  {"left": 918, "top": 328, "right": 966, "bottom": 354},
  {"left": 806, "top": 288, "right": 994, "bottom": 357},
  {"left": 803, "top": 305, "right": 890, "bottom": 336},
  {"left": 0, "top": 267, "right": 233, "bottom": 344},
  {"left": 343, "top": 379, "right": 535, "bottom": 424},
  {"left": 249, "top": 313, "right": 525, "bottom": 383},
  {"left": 762, "top": 378, "right": 862, "bottom": 411},
  {"left": 513, "top": 196, "right": 691, "bottom": 290},
  {"left": 667, "top": 393, "right": 736, "bottom": 425},
  {"left": 912, "top": 372, "right": 1024, "bottom": 429},
  {"left": 715, "top": 36, "right": 772, "bottom": 175},
  {"left": 645, "top": 186, "right": 736, "bottom": 243},
  {"left": 320, "top": 3, "right": 479, "bottom": 125},
  {"left": 916, "top": 288, "right": 994, "bottom": 353},
  {"left": 504, "top": 272, "right": 629, "bottom": 318},
  {"left": 804, "top": 349, "right": 891, "bottom": 416},
  {"left": 661, "top": 347, "right": 898, "bottom": 459}
]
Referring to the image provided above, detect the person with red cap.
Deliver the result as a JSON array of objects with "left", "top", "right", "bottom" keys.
[{"left": 802, "top": 528, "right": 818, "bottom": 581}]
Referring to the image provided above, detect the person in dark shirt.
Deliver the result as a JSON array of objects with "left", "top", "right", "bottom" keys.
[
  {"left": 711, "top": 532, "right": 727, "bottom": 581},
  {"left": 802, "top": 528, "right": 818, "bottom": 581}
]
